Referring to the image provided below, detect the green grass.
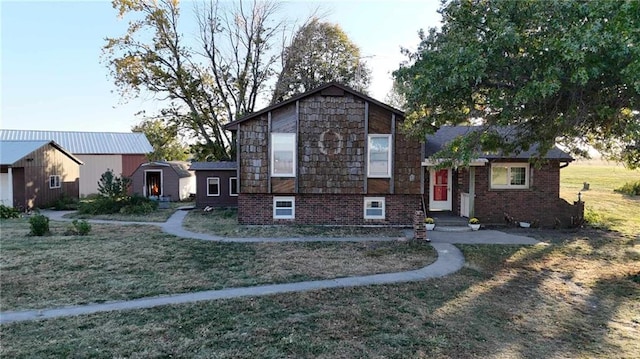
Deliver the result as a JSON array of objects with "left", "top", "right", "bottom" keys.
[
  {"left": 0, "top": 218, "right": 435, "bottom": 311},
  {"left": 560, "top": 163, "right": 640, "bottom": 236},
  {"left": 2, "top": 230, "right": 637, "bottom": 358},
  {"left": 183, "top": 208, "right": 407, "bottom": 238}
]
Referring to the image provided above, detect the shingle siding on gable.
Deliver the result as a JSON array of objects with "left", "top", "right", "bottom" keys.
[
  {"left": 238, "top": 117, "right": 269, "bottom": 194},
  {"left": 298, "top": 93, "right": 366, "bottom": 194},
  {"left": 233, "top": 86, "right": 423, "bottom": 225}
]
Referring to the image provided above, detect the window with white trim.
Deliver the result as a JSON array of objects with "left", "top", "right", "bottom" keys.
[
  {"left": 273, "top": 197, "right": 295, "bottom": 219},
  {"left": 271, "top": 133, "right": 296, "bottom": 177},
  {"left": 229, "top": 177, "right": 238, "bottom": 196},
  {"left": 207, "top": 177, "right": 220, "bottom": 196},
  {"left": 367, "top": 134, "right": 391, "bottom": 177},
  {"left": 364, "top": 197, "right": 385, "bottom": 219},
  {"left": 490, "top": 163, "right": 530, "bottom": 189},
  {"left": 49, "top": 175, "right": 61, "bottom": 189}
]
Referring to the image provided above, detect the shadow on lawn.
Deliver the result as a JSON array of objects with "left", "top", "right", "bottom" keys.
[{"left": 436, "top": 229, "right": 640, "bottom": 358}]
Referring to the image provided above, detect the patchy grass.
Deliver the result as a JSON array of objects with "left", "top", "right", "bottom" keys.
[
  {"left": 560, "top": 163, "right": 640, "bottom": 236},
  {"left": 2, "top": 229, "right": 637, "bottom": 358},
  {"left": 63, "top": 201, "right": 186, "bottom": 222},
  {"left": 0, "top": 218, "right": 435, "bottom": 311},
  {"left": 183, "top": 208, "right": 407, "bottom": 238}
]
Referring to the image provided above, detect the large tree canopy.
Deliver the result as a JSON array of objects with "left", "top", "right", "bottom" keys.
[
  {"left": 103, "top": 0, "right": 284, "bottom": 161},
  {"left": 271, "top": 18, "right": 371, "bottom": 103},
  {"left": 394, "top": 0, "right": 640, "bottom": 168},
  {"left": 132, "top": 118, "right": 189, "bottom": 161}
]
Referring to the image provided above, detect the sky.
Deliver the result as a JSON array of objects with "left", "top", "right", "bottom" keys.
[{"left": 1, "top": 0, "right": 441, "bottom": 133}]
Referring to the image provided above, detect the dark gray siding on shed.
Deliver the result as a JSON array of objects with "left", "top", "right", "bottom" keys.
[{"left": 194, "top": 169, "right": 238, "bottom": 208}]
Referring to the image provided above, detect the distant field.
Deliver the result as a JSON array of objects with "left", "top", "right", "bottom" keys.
[{"left": 560, "top": 162, "right": 640, "bottom": 236}]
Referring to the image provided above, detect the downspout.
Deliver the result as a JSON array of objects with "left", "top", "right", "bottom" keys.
[{"left": 469, "top": 167, "right": 475, "bottom": 218}]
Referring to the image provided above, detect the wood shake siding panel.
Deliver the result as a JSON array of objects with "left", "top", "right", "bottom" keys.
[
  {"left": 271, "top": 178, "right": 295, "bottom": 193},
  {"left": 298, "top": 93, "right": 365, "bottom": 194},
  {"left": 239, "top": 117, "right": 269, "bottom": 193},
  {"left": 368, "top": 104, "right": 392, "bottom": 134},
  {"left": 271, "top": 104, "right": 297, "bottom": 133},
  {"left": 393, "top": 123, "right": 422, "bottom": 194}
]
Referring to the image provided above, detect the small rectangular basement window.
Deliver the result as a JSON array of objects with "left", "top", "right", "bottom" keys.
[
  {"left": 364, "top": 197, "right": 385, "bottom": 219},
  {"left": 273, "top": 196, "right": 295, "bottom": 219}
]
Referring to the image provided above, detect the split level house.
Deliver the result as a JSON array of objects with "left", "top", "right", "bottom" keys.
[
  {"left": 0, "top": 140, "right": 83, "bottom": 209},
  {"left": 224, "top": 83, "right": 583, "bottom": 228},
  {"left": 0, "top": 130, "right": 153, "bottom": 197}
]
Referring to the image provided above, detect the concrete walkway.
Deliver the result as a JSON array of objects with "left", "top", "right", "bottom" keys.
[{"left": 0, "top": 209, "right": 538, "bottom": 324}]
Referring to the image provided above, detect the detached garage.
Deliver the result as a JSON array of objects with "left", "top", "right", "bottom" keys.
[
  {"left": 190, "top": 161, "right": 238, "bottom": 208},
  {"left": 130, "top": 161, "right": 195, "bottom": 201},
  {"left": 0, "top": 140, "right": 82, "bottom": 209}
]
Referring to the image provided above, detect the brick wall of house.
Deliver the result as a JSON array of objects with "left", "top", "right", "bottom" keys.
[
  {"left": 471, "top": 161, "right": 581, "bottom": 227},
  {"left": 238, "top": 193, "right": 422, "bottom": 225}
]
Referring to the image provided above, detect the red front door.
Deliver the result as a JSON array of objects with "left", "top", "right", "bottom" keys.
[{"left": 429, "top": 168, "right": 452, "bottom": 211}]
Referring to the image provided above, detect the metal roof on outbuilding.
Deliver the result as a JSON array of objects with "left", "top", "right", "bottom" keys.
[
  {"left": 0, "top": 140, "right": 84, "bottom": 165},
  {"left": 189, "top": 161, "right": 238, "bottom": 171},
  {"left": 0, "top": 129, "right": 153, "bottom": 154},
  {"left": 140, "top": 161, "right": 193, "bottom": 178}
]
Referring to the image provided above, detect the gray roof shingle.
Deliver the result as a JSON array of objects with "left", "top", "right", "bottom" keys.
[
  {"left": 189, "top": 161, "right": 238, "bottom": 171},
  {"left": 0, "top": 129, "right": 153, "bottom": 154},
  {"left": 425, "top": 126, "right": 573, "bottom": 161}
]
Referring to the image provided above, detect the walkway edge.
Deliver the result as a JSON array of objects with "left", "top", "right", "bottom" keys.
[{"left": 0, "top": 243, "right": 462, "bottom": 324}]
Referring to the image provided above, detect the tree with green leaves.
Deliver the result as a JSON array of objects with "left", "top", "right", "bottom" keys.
[
  {"left": 103, "top": 0, "right": 285, "bottom": 161},
  {"left": 132, "top": 118, "right": 188, "bottom": 161},
  {"left": 394, "top": 0, "right": 640, "bottom": 168},
  {"left": 271, "top": 18, "right": 371, "bottom": 103}
]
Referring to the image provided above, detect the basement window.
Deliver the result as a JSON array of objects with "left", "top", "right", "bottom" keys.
[
  {"left": 49, "top": 175, "right": 61, "bottom": 189},
  {"left": 364, "top": 197, "right": 385, "bottom": 219},
  {"left": 273, "top": 197, "right": 295, "bottom": 219}
]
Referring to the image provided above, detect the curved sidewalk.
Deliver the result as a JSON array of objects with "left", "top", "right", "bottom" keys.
[
  {"left": 0, "top": 243, "right": 463, "bottom": 324},
  {"left": 0, "top": 210, "right": 536, "bottom": 324}
]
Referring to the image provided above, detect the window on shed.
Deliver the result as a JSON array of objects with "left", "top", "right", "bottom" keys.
[
  {"left": 271, "top": 133, "right": 296, "bottom": 177},
  {"left": 207, "top": 177, "right": 220, "bottom": 196},
  {"left": 367, "top": 135, "right": 391, "bottom": 177},
  {"left": 490, "top": 163, "right": 529, "bottom": 189},
  {"left": 229, "top": 177, "right": 238, "bottom": 196},
  {"left": 49, "top": 175, "right": 61, "bottom": 189}
]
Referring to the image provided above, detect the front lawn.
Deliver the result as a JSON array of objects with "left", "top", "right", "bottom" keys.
[
  {"left": 0, "top": 218, "right": 435, "bottom": 312},
  {"left": 1, "top": 229, "right": 637, "bottom": 358}
]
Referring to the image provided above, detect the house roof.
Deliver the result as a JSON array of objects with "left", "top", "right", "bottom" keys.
[
  {"left": 425, "top": 126, "right": 573, "bottom": 161},
  {"left": 0, "top": 140, "right": 84, "bottom": 165},
  {"left": 224, "top": 82, "right": 405, "bottom": 131},
  {"left": 189, "top": 161, "right": 238, "bottom": 171},
  {"left": 0, "top": 129, "right": 153, "bottom": 155},
  {"left": 141, "top": 161, "right": 193, "bottom": 178}
]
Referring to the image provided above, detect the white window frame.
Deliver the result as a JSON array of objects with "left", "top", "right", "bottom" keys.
[
  {"left": 271, "top": 133, "right": 296, "bottom": 177},
  {"left": 229, "top": 177, "right": 238, "bottom": 197},
  {"left": 273, "top": 196, "right": 295, "bottom": 219},
  {"left": 490, "top": 163, "right": 530, "bottom": 189},
  {"left": 367, "top": 134, "right": 392, "bottom": 178},
  {"left": 364, "top": 197, "right": 386, "bottom": 220},
  {"left": 49, "top": 175, "right": 61, "bottom": 189},
  {"left": 206, "top": 177, "right": 220, "bottom": 196}
]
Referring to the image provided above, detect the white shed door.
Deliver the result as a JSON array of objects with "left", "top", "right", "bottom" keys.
[{"left": 0, "top": 173, "right": 13, "bottom": 207}]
